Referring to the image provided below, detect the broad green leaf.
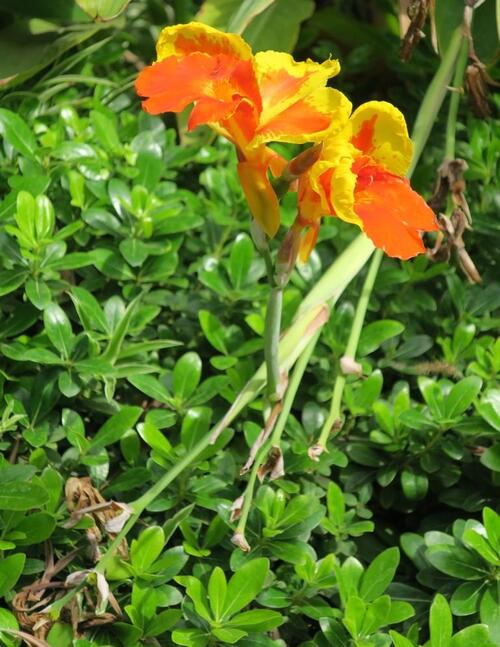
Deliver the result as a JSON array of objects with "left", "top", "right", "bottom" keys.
[
  {"left": 208, "top": 567, "right": 227, "bottom": 621},
  {"left": 480, "top": 444, "right": 500, "bottom": 472},
  {"left": 451, "top": 624, "right": 494, "bottom": 647},
  {"left": 358, "top": 320, "right": 404, "bottom": 356},
  {"left": 426, "top": 544, "right": 487, "bottom": 580},
  {"left": 69, "top": 286, "right": 109, "bottom": 333},
  {"left": 389, "top": 631, "right": 416, "bottom": 647},
  {"left": 430, "top": 594, "right": 452, "bottom": 647},
  {"left": 226, "top": 609, "right": 283, "bottom": 631},
  {"left": 243, "top": 0, "right": 314, "bottom": 52},
  {"left": 211, "top": 627, "right": 247, "bottom": 643},
  {"left": 326, "top": 481, "right": 345, "bottom": 527},
  {"left": 401, "top": 469, "right": 428, "bottom": 501},
  {"left": 444, "top": 377, "right": 482, "bottom": 419},
  {"left": 76, "top": 0, "right": 131, "bottom": 20},
  {"left": 434, "top": 0, "right": 464, "bottom": 56},
  {"left": 90, "top": 406, "right": 142, "bottom": 448},
  {"left": 227, "top": 0, "right": 276, "bottom": 32},
  {"left": 483, "top": 507, "right": 500, "bottom": 553},
  {"left": 462, "top": 528, "right": 499, "bottom": 564},
  {"left": 479, "top": 585, "right": 500, "bottom": 639},
  {"left": 229, "top": 233, "right": 254, "bottom": 289},
  {"left": 450, "top": 581, "right": 484, "bottom": 616},
  {"left": 130, "top": 526, "right": 165, "bottom": 573},
  {"left": 0, "top": 553, "right": 26, "bottom": 597},
  {"left": 222, "top": 558, "right": 269, "bottom": 619},
  {"left": 137, "top": 419, "right": 173, "bottom": 459},
  {"left": 359, "top": 547, "right": 400, "bottom": 602},
  {"left": 43, "top": 303, "right": 74, "bottom": 358},
  {"left": 0, "top": 108, "right": 37, "bottom": 159},
  {"left": 128, "top": 374, "right": 173, "bottom": 406},
  {"left": 176, "top": 576, "right": 212, "bottom": 622},
  {"left": 0, "top": 481, "right": 49, "bottom": 511},
  {"left": 173, "top": 352, "right": 202, "bottom": 400},
  {"left": 171, "top": 628, "right": 209, "bottom": 647}
]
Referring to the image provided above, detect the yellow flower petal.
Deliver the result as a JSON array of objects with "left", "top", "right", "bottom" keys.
[
  {"left": 156, "top": 21, "right": 253, "bottom": 62},
  {"left": 348, "top": 100, "right": 413, "bottom": 176},
  {"left": 251, "top": 87, "right": 352, "bottom": 148}
]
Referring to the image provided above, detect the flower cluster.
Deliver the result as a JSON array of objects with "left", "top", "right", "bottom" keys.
[{"left": 136, "top": 22, "right": 438, "bottom": 260}]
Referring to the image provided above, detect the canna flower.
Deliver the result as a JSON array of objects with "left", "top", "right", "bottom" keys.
[
  {"left": 135, "top": 22, "right": 351, "bottom": 236},
  {"left": 297, "top": 101, "right": 439, "bottom": 260}
]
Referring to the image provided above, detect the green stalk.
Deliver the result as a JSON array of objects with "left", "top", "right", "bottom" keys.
[
  {"left": 315, "top": 249, "right": 383, "bottom": 450},
  {"left": 264, "top": 286, "right": 283, "bottom": 401},
  {"left": 235, "top": 331, "right": 320, "bottom": 541},
  {"left": 91, "top": 234, "right": 374, "bottom": 573},
  {"left": 445, "top": 36, "right": 469, "bottom": 160},
  {"left": 409, "top": 26, "right": 464, "bottom": 175},
  {"left": 313, "top": 28, "right": 467, "bottom": 455}
]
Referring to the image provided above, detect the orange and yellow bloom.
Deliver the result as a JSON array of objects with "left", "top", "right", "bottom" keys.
[
  {"left": 135, "top": 22, "right": 351, "bottom": 236},
  {"left": 297, "top": 101, "right": 439, "bottom": 260},
  {"left": 136, "top": 23, "right": 437, "bottom": 261}
]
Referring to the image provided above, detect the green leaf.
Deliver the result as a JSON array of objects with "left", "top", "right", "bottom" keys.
[
  {"left": 69, "top": 286, "right": 108, "bottom": 333},
  {"left": 229, "top": 233, "right": 253, "bottom": 289},
  {"left": 25, "top": 279, "right": 51, "bottom": 310},
  {"left": 430, "top": 594, "right": 452, "bottom": 647},
  {"left": 0, "top": 481, "right": 49, "bottom": 510},
  {"left": 451, "top": 624, "right": 494, "bottom": 647},
  {"left": 102, "top": 295, "right": 141, "bottom": 363},
  {"left": 480, "top": 585, "right": 500, "bottom": 640},
  {"left": 242, "top": 0, "right": 314, "bottom": 52},
  {"left": 128, "top": 374, "right": 173, "bottom": 406},
  {"left": 401, "top": 469, "right": 428, "bottom": 501},
  {"left": 480, "top": 444, "right": 500, "bottom": 472},
  {"left": 359, "top": 547, "right": 400, "bottom": 602},
  {"left": 172, "top": 628, "right": 209, "bottom": 647},
  {"left": 76, "top": 0, "right": 131, "bottom": 20},
  {"left": 462, "top": 528, "right": 499, "bottom": 564},
  {"left": 222, "top": 558, "right": 269, "bottom": 619},
  {"left": 43, "top": 303, "right": 74, "bottom": 359},
  {"left": 199, "top": 309, "right": 228, "bottom": 353},
  {"left": 173, "top": 352, "right": 202, "bottom": 400},
  {"left": 444, "top": 377, "right": 482, "bottom": 419},
  {"left": 226, "top": 0, "right": 275, "bottom": 32},
  {"left": 0, "top": 108, "right": 38, "bottom": 159},
  {"left": 90, "top": 406, "right": 142, "bottom": 449},
  {"left": 358, "top": 320, "right": 404, "bottom": 356},
  {"left": 226, "top": 609, "right": 283, "bottom": 632},
  {"left": 176, "top": 576, "right": 212, "bottom": 622},
  {"left": 0, "top": 553, "right": 26, "bottom": 597},
  {"left": 426, "top": 544, "right": 487, "bottom": 580},
  {"left": 326, "top": 481, "right": 345, "bottom": 527},
  {"left": 208, "top": 566, "right": 227, "bottom": 621},
  {"left": 138, "top": 419, "right": 173, "bottom": 459},
  {"left": 130, "top": 526, "right": 165, "bottom": 573},
  {"left": 90, "top": 109, "right": 121, "bottom": 153},
  {"left": 477, "top": 389, "right": 500, "bottom": 432},
  {"left": 389, "top": 630, "right": 416, "bottom": 647},
  {"left": 211, "top": 627, "right": 247, "bottom": 644},
  {"left": 483, "top": 507, "right": 500, "bottom": 553},
  {"left": 450, "top": 581, "right": 484, "bottom": 616}
]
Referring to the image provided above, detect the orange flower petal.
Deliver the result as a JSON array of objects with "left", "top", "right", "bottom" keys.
[
  {"left": 298, "top": 223, "right": 320, "bottom": 262},
  {"left": 354, "top": 168, "right": 438, "bottom": 259},
  {"left": 237, "top": 161, "right": 280, "bottom": 237}
]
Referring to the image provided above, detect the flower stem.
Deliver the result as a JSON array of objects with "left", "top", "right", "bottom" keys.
[
  {"left": 445, "top": 36, "right": 469, "bottom": 160},
  {"left": 235, "top": 331, "right": 320, "bottom": 540},
  {"left": 264, "top": 286, "right": 283, "bottom": 401},
  {"left": 315, "top": 248, "right": 383, "bottom": 451},
  {"left": 410, "top": 26, "right": 464, "bottom": 175}
]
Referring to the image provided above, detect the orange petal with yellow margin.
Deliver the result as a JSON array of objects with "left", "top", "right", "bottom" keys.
[
  {"left": 237, "top": 161, "right": 280, "bottom": 237},
  {"left": 354, "top": 171, "right": 438, "bottom": 260}
]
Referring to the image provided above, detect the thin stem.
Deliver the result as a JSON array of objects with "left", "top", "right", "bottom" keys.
[
  {"left": 316, "top": 249, "right": 383, "bottom": 449},
  {"left": 445, "top": 36, "right": 469, "bottom": 160},
  {"left": 235, "top": 331, "right": 320, "bottom": 539},
  {"left": 96, "top": 435, "right": 212, "bottom": 574},
  {"left": 409, "top": 26, "right": 464, "bottom": 175},
  {"left": 264, "top": 286, "right": 283, "bottom": 401}
]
